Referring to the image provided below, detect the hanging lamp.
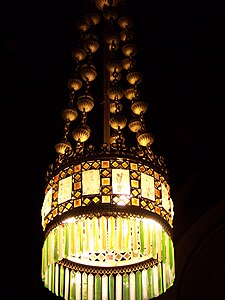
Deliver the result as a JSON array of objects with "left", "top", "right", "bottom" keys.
[{"left": 41, "top": 0, "right": 175, "bottom": 299}]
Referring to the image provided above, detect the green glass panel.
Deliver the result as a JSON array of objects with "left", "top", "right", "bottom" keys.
[
  {"left": 92, "top": 217, "right": 99, "bottom": 251},
  {"left": 132, "top": 219, "right": 138, "bottom": 250},
  {"left": 109, "top": 275, "right": 115, "bottom": 300},
  {"left": 48, "top": 266, "right": 51, "bottom": 288},
  {"left": 48, "top": 234, "right": 51, "bottom": 264},
  {"left": 79, "top": 221, "right": 83, "bottom": 252},
  {"left": 108, "top": 217, "right": 114, "bottom": 250},
  {"left": 67, "top": 223, "right": 71, "bottom": 256},
  {"left": 94, "top": 274, "right": 102, "bottom": 300},
  {"left": 111, "top": 217, "right": 116, "bottom": 250},
  {"left": 54, "top": 229, "right": 58, "bottom": 262},
  {"left": 76, "top": 221, "right": 81, "bottom": 253},
  {"left": 82, "top": 273, "right": 88, "bottom": 300},
  {"left": 135, "top": 271, "right": 142, "bottom": 300},
  {"left": 58, "top": 225, "right": 64, "bottom": 259},
  {"left": 46, "top": 236, "right": 49, "bottom": 266},
  {"left": 158, "top": 263, "right": 163, "bottom": 294},
  {"left": 162, "top": 231, "right": 166, "bottom": 263},
  {"left": 42, "top": 245, "right": 45, "bottom": 275},
  {"left": 69, "top": 222, "right": 74, "bottom": 255},
  {"left": 69, "top": 270, "right": 76, "bottom": 300},
  {"left": 169, "top": 238, "right": 174, "bottom": 270},
  {"left": 140, "top": 220, "right": 145, "bottom": 254},
  {"left": 152, "top": 226, "right": 156, "bottom": 257},
  {"left": 122, "top": 274, "right": 129, "bottom": 300},
  {"left": 44, "top": 267, "right": 48, "bottom": 288},
  {"left": 123, "top": 219, "right": 129, "bottom": 251},
  {"left": 148, "top": 267, "right": 154, "bottom": 299},
  {"left": 65, "top": 224, "right": 69, "bottom": 257},
  {"left": 117, "top": 217, "right": 122, "bottom": 251},
  {"left": 100, "top": 216, "right": 107, "bottom": 250}
]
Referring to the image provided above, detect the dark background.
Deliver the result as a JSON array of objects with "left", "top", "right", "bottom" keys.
[{"left": 3, "top": 0, "right": 225, "bottom": 299}]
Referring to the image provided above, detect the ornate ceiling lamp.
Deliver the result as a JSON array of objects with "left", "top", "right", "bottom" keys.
[{"left": 41, "top": 0, "right": 175, "bottom": 299}]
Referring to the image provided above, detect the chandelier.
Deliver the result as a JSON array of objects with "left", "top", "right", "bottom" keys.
[{"left": 40, "top": 0, "right": 175, "bottom": 299}]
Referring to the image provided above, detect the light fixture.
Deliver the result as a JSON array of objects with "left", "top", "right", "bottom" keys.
[{"left": 41, "top": 0, "right": 175, "bottom": 299}]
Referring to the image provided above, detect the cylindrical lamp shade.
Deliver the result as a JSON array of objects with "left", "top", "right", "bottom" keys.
[{"left": 41, "top": 156, "right": 175, "bottom": 299}]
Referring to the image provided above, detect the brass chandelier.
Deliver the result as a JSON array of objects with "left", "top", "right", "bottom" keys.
[{"left": 41, "top": 0, "right": 175, "bottom": 299}]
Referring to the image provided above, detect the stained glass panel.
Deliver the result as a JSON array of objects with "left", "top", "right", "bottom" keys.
[
  {"left": 112, "top": 169, "right": 130, "bottom": 194},
  {"left": 161, "top": 183, "right": 169, "bottom": 211},
  {"left": 82, "top": 169, "right": 100, "bottom": 195},
  {"left": 42, "top": 187, "right": 53, "bottom": 224},
  {"left": 141, "top": 173, "right": 155, "bottom": 200},
  {"left": 58, "top": 176, "right": 72, "bottom": 204}
]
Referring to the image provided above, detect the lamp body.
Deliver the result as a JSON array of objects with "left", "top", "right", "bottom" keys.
[{"left": 41, "top": 0, "right": 175, "bottom": 298}]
